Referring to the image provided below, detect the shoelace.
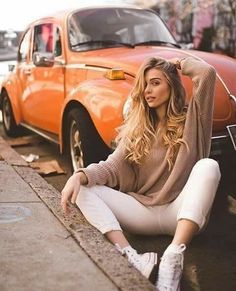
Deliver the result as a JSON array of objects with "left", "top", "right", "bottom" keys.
[
  {"left": 115, "top": 245, "right": 143, "bottom": 269},
  {"left": 125, "top": 249, "right": 142, "bottom": 268},
  {"left": 157, "top": 244, "right": 186, "bottom": 291}
]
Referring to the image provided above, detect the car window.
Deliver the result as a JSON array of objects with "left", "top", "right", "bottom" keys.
[
  {"left": 54, "top": 27, "right": 62, "bottom": 57},
  {"left": 18, "top": 29, "right": 31, "bottom": 62},
  {"left": 32, "top": 23, "right": 62, "bottom": 57},
  {"left": 33, "top": 23, "right": 54, "bottom": 53},
  {"left": 68, "top": 8, "right": 177, "bottom": 52}
]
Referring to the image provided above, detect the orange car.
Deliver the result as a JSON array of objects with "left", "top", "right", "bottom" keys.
[{"left": 1, "top": 6, "right": 236, "bottom": 170}]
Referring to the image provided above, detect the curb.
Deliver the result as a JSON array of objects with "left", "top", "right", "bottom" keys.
[{"left": 0, "top": 136, "right": 155, "bottom": 291}]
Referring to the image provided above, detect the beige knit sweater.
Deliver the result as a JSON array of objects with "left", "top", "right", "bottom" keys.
[{"left": 80, "top": 57, "right": 217, "bottom": 206}]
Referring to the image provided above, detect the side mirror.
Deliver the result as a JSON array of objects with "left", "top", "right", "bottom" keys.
[{"left": 33, "top": 52, "right": 55, "bottom": 67}]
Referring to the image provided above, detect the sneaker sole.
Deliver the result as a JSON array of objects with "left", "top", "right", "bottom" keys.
[
  {"left": 148, "top": 263, "right": 158, "bottom": 285},
  {"left": 150, "top": 252, "right": 158, "bottom": 265},
  {"left": 142, "top": 262, "right": 158, "bottom": 282}
]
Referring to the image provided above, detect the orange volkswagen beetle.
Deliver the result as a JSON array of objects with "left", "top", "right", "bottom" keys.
[{"left": 1, "top": 6, "right": 236, "bottom": 170}]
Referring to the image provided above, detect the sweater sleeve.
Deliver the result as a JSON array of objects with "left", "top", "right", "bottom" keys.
[
  {"left": 181, "top": 57, "right": 217, "bottom": 156},
  {"left": 77, "top": 143, "right": 136, "bottom": 190},
  {"left": 181, "top": 57, "right": 217, "bottom": 115}
]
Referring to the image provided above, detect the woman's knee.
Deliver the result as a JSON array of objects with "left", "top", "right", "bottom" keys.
[
  {"left": 76, "top": 185, "right": 109, "bottom": 208},
  {"left": 76, "top": 185, "right": 96, "bottom": 207},
  {"left": 193, "top": 158, "right": 221, "bottom": 181}
]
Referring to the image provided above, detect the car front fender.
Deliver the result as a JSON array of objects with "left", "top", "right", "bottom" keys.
[{"left": 59, "top": 77, "right": 133, "bottom": 152}]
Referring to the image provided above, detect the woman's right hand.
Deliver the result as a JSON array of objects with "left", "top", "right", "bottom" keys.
[
  {"left": 169, "top": 58, "right": 185, "bottom": 70},
  {"left": 61, "top": 172, "right": 85, "bottom": 214}
]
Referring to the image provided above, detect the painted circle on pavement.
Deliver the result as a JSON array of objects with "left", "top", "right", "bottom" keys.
[{"left": 0, "top": 204, "right": 31, "bottom": 223}]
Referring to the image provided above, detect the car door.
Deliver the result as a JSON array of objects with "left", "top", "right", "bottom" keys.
[
  {"left": 22, "top": 22, "right": 65, "bottom": 134},
  {"left": 16, "top": 28, "right": 33, "bottom": 121}
]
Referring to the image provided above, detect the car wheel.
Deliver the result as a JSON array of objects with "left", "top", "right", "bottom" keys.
[
  {"left": 67, "top": 107, "right": 111, "bottom": 171},
  {"left": 2, "top": 93, "right": 21, "bottom": 137}
]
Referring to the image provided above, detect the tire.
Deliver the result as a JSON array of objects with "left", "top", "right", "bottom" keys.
[
  {"left": 2, "top": 93, "right": 21, "bottom": 137},
  {"left": 66, "top": 107, "right": 111, "bottom": 171}
]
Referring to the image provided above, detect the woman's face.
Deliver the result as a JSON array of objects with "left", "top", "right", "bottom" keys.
[{"left": 144, "top": 68, "right": 171, "bottom": 111}]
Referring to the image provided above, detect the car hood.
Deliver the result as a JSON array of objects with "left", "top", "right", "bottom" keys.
[{"left": 83, "top": 46, "right": 236, "bottom": 95}]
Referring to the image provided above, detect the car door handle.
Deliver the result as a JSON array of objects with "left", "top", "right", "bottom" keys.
[{"left": 24, "top": 69, "right": 32, "bottom": 75}]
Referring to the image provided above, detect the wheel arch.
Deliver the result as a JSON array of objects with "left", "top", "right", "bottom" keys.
[
  {"left": 61, "top": 101, "right": 112, "bottom": 170},
  {"left": 0, "top": 84, "right": 22, "bottom": 125},
  {"left": 60, "top": 100, "right": 85, "bottom": 154},
  {"left": 59, "top": 78, "right": 132, "bottom": 154}
]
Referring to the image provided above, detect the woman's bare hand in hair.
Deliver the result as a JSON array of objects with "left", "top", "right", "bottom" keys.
[
  {"left": 169, "top": 58, "right": 185, "bottom": 70},
  {"left": 61, "top": 172, "right": 87, "bottom": 214},
  {"left": 168, "top": 58, "right": 179, "bottom": 65}
]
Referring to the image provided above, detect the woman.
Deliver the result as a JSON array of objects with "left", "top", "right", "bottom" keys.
[{"left": 61, "top": 57, "right": 221, "bottom": 290}]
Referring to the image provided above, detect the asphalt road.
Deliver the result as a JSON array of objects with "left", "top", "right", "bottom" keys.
[{"left": 1, "top": 119, "right": 236, "bottom": 291}]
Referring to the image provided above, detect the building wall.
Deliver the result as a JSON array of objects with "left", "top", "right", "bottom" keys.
[{"left": 150, "top": 0, "right": 236, "bottom": 58}]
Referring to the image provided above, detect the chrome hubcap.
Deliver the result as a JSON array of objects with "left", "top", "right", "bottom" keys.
[
  {"left": 3, "top": 98, "right": 11, "bottom": 130},
  {"left": 70, "top": 120, "right": 84, "bottom": 171}
]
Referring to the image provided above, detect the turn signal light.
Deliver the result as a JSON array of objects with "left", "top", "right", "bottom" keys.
[{"left": 105, "top": 68, "right": 125, "bottom": 80}]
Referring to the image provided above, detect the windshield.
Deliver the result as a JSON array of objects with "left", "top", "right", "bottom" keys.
[{"left": 68, "top": 7, "right": 177, "bottom": 52}]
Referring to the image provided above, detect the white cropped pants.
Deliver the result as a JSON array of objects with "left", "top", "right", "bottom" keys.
[{"left": 76, "top": 158, "right": 221, "bottom": 236}]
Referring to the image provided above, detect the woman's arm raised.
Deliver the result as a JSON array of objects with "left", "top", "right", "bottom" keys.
[{"left": 176, "top": 57, "right": 216, "bottom": 112}]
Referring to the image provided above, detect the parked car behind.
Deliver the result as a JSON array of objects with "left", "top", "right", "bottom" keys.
[{"left": 0, "top": 5, "right": 236, "bottom": 171}]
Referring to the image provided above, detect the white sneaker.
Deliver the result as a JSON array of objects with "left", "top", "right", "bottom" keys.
[
  {"left": 116, "top": 244, "right": 158, "bottom": 281},
  {"left": 156, "top": 244, "right": 186, "bottom": 291}
]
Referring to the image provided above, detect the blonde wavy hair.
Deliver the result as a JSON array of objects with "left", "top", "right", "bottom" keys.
[{"left": 116, "top": 57, "right": 188, "bottom": 170}]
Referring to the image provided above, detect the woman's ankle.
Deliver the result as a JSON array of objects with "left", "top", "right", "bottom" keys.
[
  {"left": 115, "top": 243, "right": 135, "bottom": 255},
  {"left": 163, "top": 243, "right": 186, "bottom": 256}
]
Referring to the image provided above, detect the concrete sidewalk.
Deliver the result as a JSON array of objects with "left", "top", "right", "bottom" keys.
[{"left": 0, "top": 136, "right": 155, "bottom": 291}]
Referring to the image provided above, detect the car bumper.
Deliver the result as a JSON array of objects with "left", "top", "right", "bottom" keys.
[{"left": 211, "top": 125, "right": 236, "bottom": 156}]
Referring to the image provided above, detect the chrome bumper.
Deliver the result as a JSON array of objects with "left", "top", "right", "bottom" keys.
[{"left": 211, "top": 125, "right": 236, "bottom": 156}]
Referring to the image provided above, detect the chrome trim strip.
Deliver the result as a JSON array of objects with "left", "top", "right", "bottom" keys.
[
  {"left": 230, "top": 94, "right": 236, "bottom": 105},
  {"left": 227, "top": 124, "right": 236, "bottom": 150},
  {"left": 215, "top": 73, "right": 231, "bottom": 95},
  {"left": 66, "top": 64, "right": 107, "bottom": 72},
  {"left": 66, "top": 64, "right": 86, "bottom": 69},
  {"left": 20, "top": 123, "right": 59, "bottom": 144},
  {"left": 211, "top": 135, "right": 228, "bottom": 140}
]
